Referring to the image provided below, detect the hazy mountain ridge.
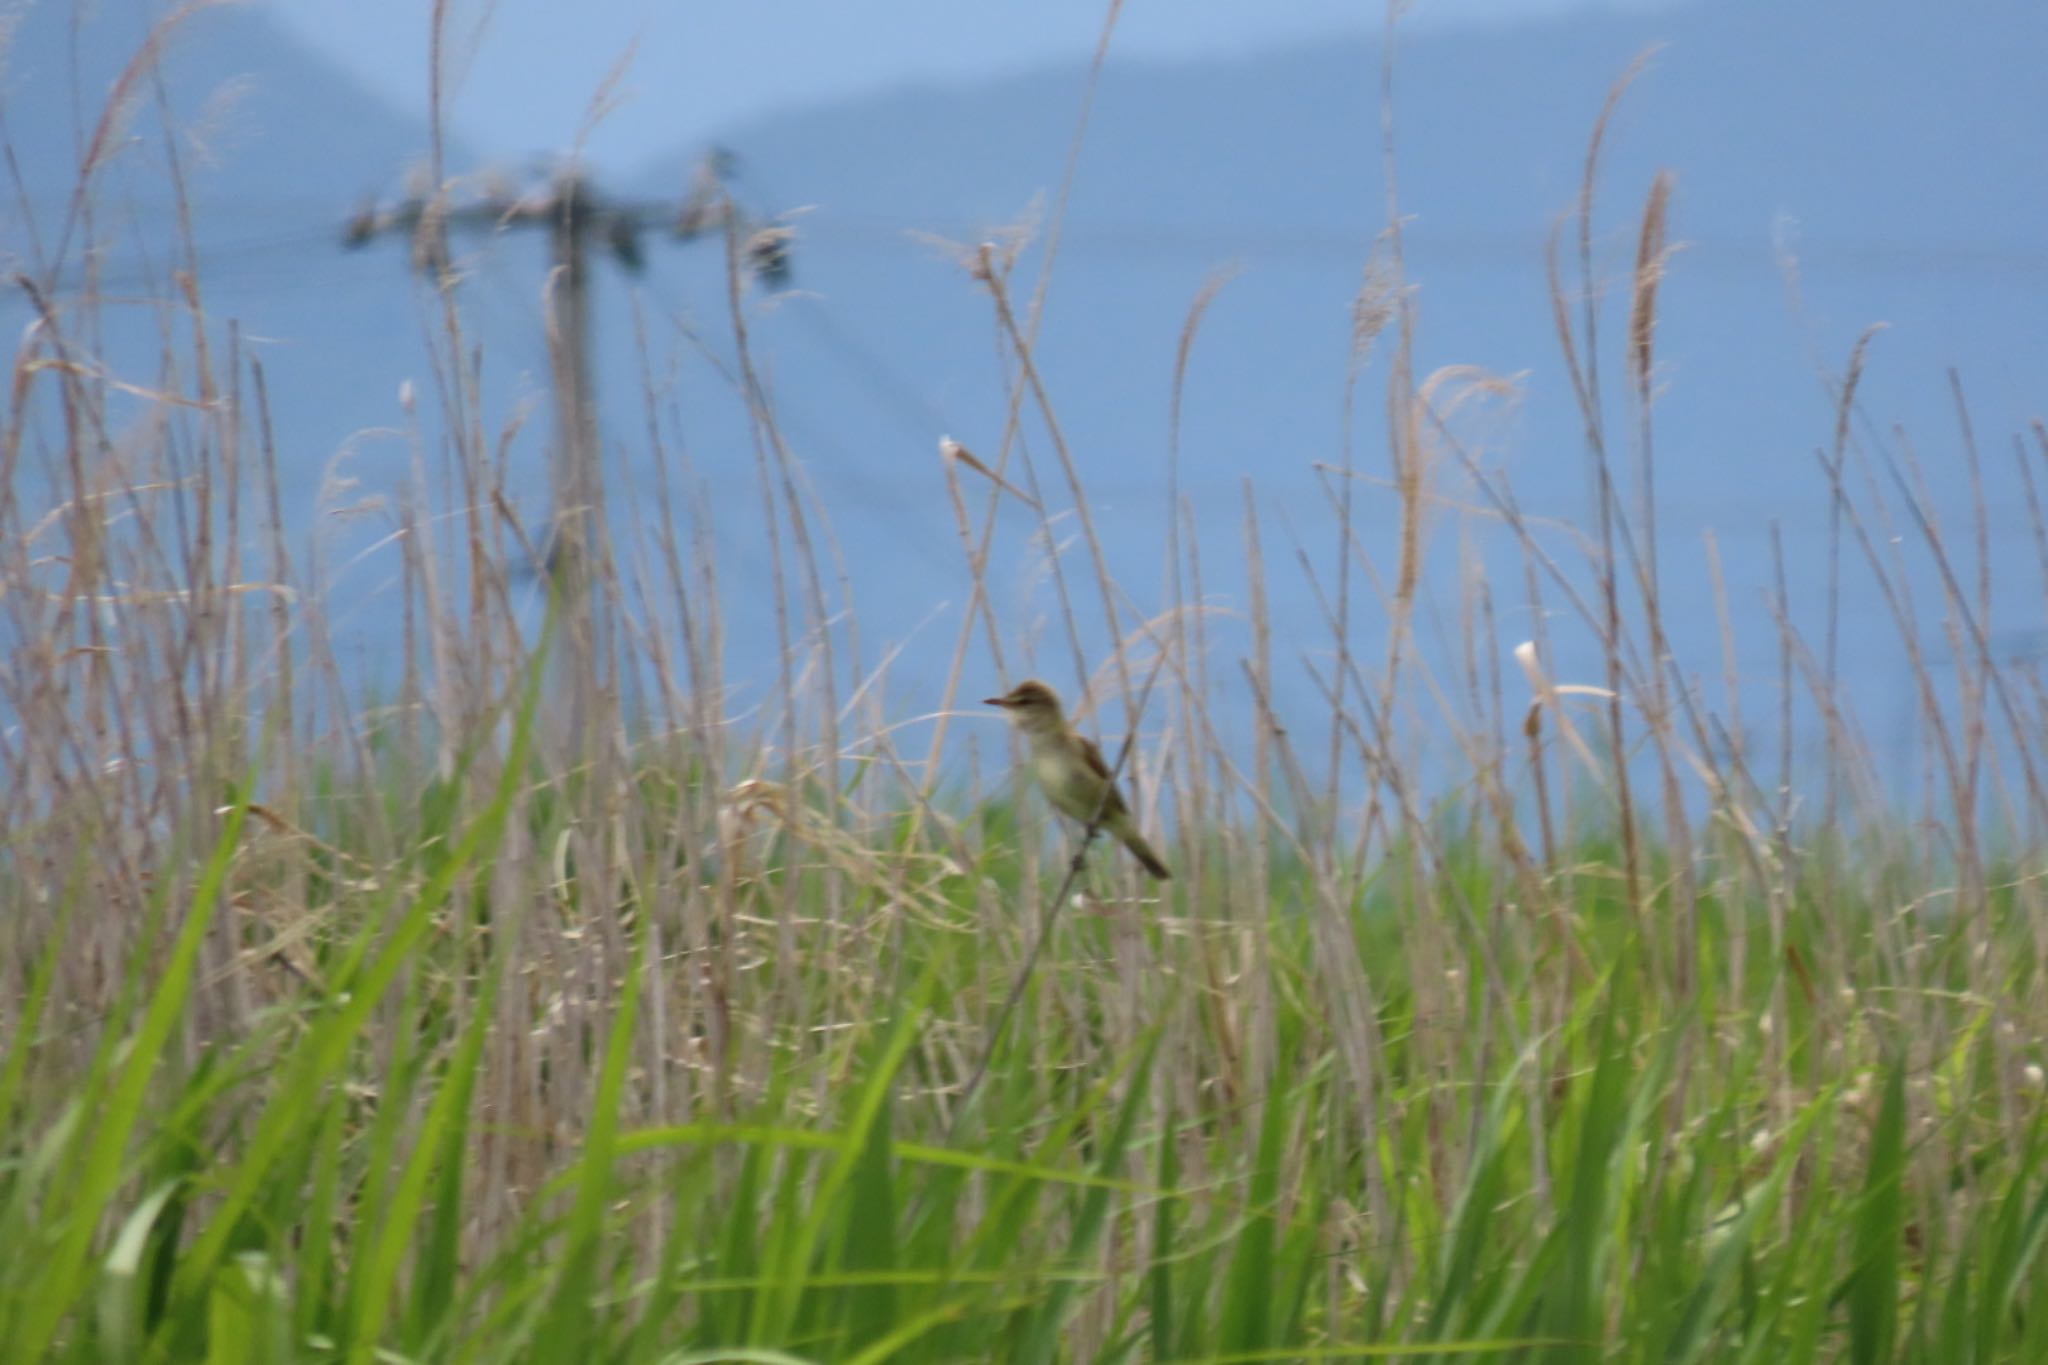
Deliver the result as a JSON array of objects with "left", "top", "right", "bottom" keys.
[{"left": 4, "top": 0, "right": 450, "bottom": 228}]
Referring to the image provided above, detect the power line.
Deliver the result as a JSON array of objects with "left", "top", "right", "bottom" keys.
[{"left": 25, "top": 197, "right": 2048, "bottom": 302}]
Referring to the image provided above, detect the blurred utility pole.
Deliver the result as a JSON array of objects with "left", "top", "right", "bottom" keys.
[{"left": 344, "top": 153, "right": 792, "bottom": 738}]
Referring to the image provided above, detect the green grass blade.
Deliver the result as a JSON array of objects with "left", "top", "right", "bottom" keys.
[
  {"left": 1217, "top": 1080, "right": 1290, "bottom": 1353},
  {"left": 1150, "top": 1100, "right": 1180, "bottom": 1363},
  {"left": 1847, "top": 1061, "right": 1907, "bottom": 1365},
  {"left": 352, "top": 914, "right": 512, "bottom": 1356},
  {"left": 839, "top": 1079, "right": 899, "bottom": 1352}
]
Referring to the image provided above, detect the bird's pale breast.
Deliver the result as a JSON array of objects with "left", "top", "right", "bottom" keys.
[{"left": 1032, "top": 741, "right": 1122, "bottom": 822}]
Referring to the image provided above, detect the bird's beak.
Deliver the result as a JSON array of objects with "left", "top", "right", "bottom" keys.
[{"left": 983, "top": 695, "right": 1009, "bottom": 708}]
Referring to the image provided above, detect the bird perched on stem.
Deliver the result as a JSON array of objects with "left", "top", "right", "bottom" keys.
[{"left": 985, "top": 679, "right": 1171, "bottom": 880}]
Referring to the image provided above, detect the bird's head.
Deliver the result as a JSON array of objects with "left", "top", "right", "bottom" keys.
[{"left": 985, "top": 679, "right": 1067, "bottom": 734}]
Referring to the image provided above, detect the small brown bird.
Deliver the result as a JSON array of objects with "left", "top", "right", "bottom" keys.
[{"left": 985, "top": 679, "right": 1171, "bottom": 880}]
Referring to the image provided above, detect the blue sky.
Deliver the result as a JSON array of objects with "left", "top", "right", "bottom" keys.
[{"left": 266, "top": 0, "right": 1679, "bottom": 169}]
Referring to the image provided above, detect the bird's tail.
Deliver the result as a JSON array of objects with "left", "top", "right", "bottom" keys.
[{"left": 1116, "top": 824, "right": 1172, "bottom": 880}]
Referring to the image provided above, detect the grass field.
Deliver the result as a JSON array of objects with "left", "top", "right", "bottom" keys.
[{"left": 5, "top": 16, "right": 2048, "bottom": 1363}]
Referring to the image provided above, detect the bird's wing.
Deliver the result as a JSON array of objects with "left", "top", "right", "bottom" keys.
[{"left": 1076, "top": 735, "right": 1131, "bottom": 819}]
